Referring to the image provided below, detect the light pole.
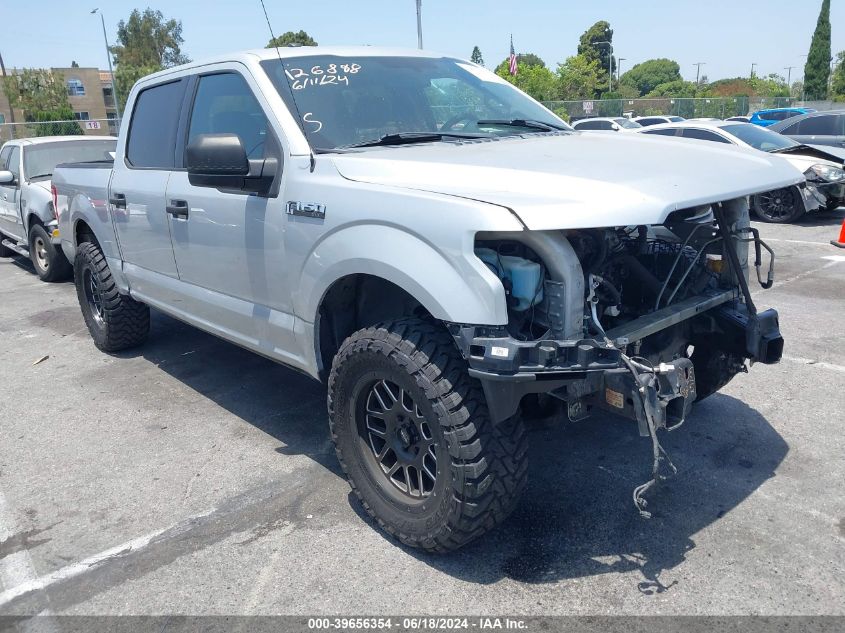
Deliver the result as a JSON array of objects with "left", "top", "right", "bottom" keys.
[
  {"left": 415, "top": 0, "right": 423, "bottom": 49},
  {"left": 0, "top": 50, "right": 16, "bottom": 137},
  {"left": 750, "top": 62, "right": 757, "bottom": 79},
  {"left": 594, "top": 41, "right": 614, "bottom": 92},
  {"left": 617, "top": 57, "right": 626, "bottom": 84},
  {"left": 91, "top": 8, "right": 121, "bottom": 122}
]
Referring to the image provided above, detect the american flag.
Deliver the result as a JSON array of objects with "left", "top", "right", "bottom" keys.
[{"left": 508, "top": 35, "right": 518, "bottom": 76}]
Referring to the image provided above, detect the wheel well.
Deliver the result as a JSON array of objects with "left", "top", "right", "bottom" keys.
[
  {"left": 316, "top": 274, "right": 435, "bottom": 381},
  {"left": 26, "top": 213, "right": 43, "bottom": 234},
  {"left": 74, "top": 219, "right": 99, "bottom": 248}
]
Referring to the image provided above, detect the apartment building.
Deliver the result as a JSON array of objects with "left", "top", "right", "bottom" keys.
[{"left": 0, "top": 67, "right": 118, "bottom": 138}]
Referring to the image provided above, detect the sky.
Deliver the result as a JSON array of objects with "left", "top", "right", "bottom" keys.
[{"left": 2, "top": 0, "right": 844, "bottom": 85}]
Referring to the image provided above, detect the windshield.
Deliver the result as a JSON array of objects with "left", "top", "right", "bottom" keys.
[
  {"left": 23, "top": 140, "right": 116, "bottom": 179},
  {"left": 615, "top": 118, "right": 642, "bottom": 129},
  {"left": 722, "top": 123, "right": 799, "bottom": 152},
  {"left": 669, "top": 116, "right": 685, "bottom": 122},
  {"left": 260, "top": 56, "right": 570, "bottom": 151}
]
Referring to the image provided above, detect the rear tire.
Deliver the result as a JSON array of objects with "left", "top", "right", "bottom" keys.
[
  {"left": 74, "top": 241, "right": 150, "bottom": 352},
  {"left": 29, "top": 223, "right": 72, "bottom": 282},
  {"left": 752, "top": 187, "right": 805, "bottom": 223},
  {"left": 328, "top": 318, "right": 528, "bottom": 552}
]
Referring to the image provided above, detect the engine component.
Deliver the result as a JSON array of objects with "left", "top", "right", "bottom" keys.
[{"left": 475, "top": 248, "right": 543, "bottom": 312}]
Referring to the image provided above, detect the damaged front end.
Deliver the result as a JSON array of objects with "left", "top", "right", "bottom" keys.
[{"left": 450, "top": 197, "right": 783, "bottom": 515}]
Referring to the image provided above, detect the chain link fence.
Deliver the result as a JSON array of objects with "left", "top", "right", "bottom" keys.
[
  {"left": 0, "top": 118, "right": 118, "bottom": 144},
  {"left": 541, "top": 97, "right": 800, "bottom": 122}
]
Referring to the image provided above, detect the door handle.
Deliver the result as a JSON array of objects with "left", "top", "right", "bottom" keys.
[
  {"left": 109, "top": 193, "right": 127, "bottom": 209},
  {"left": 166, "top": 200, "right": 189, "bottom": 219}
]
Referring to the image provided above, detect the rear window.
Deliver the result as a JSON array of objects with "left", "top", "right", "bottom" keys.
[
  {"left": 126, "top": 80, "right": 185, "bottom": 169},
  {"left": 797, "top": 114, "right": 842, "bottom": 136},
  {"left": 24, "top": 140, "right": 116, "bottom": 179}
]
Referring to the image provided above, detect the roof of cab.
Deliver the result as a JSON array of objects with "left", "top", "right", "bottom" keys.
[{"left": 3, "top": 136, "right": 117, "bottom": 147}]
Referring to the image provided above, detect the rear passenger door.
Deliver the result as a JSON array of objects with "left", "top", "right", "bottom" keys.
[
  {"left": 782, "top": 114, "right": 845, "bottom": 148},
  {"left": 111, "top": 78, "right": 187, "bottom": 283}
]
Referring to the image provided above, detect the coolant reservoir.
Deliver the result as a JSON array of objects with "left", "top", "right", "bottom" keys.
[{"left": 475, "top": 248, "right": 543, "bottom": 312}]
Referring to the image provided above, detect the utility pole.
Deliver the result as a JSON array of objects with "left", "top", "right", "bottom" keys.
[
  {"left": 617, "top": 58, "right": 626, "bottom": 84},
  {"left": 693, "top": 62, "right": 706, "bottom": 86},
  {"left": 751, "top": 62, "right": 757, "bottom": 79},
  {"left": 785, "top": 66, "right": 795, "bottom": 86},
  {"left": 91, "top": 8, "right": 122, "bottom": 122},
  {"left": 415, "top": 0, "right": 423, "bottom": 49}
]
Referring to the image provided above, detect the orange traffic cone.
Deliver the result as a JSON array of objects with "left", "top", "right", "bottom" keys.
[{"left": 833, "top": 218, "right": 845, "bottom": 249}]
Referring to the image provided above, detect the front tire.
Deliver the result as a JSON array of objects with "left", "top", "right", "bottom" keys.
[
  {"left": 328, "top": 319, "right": 528, "bottom": 552},
  {"left": 74, "top": 241, "right": 150, "bottom": 352},
  {"left": 752, "top": 187, "right": 805, "bottom": 223},
  {"left": 29, "top": 223, "right": 72, "bottom": 282}
]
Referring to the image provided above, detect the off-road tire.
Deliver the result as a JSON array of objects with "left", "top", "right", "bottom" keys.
[
  {"left": 691, "top": 339, "right": 745, "bottom": 402},
  {"left": 28, "top": 223, "right": 72, "bottom": 282},
  {"left": 74, "top": 241, "right": 150, "bottom": 352},
  {"left": 328, "top": 318, "right": 528, "bottom": 552}
]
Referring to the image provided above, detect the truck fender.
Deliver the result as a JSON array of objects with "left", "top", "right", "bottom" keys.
[
  {"left": 297, "top": 224, "right": 508, "bottom": 327},
  {"left": 67, "top": 193, "right": 130, "bottom": 293}
]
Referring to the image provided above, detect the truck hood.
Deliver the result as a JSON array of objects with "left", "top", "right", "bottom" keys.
[{"left": 331, "top": 133, "right": 805, "bottom": 230}]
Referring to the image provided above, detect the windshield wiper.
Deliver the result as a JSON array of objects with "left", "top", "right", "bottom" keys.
[
  {"left": 28, "top": 173, "right": 52, "bottom": 179},
  {"left": 476, "top": 119, "right": 568, "bottom": 131},
  {"left": 338, "top": 132, "right": 487, "bottom": 150}
]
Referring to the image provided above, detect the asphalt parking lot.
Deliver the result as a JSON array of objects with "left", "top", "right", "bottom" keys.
[{"left": 0, "top": 213, "right": 843, "bottom": 617}]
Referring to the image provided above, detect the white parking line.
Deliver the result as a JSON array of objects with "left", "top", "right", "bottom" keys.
[{"left": 764, "top": 238, "right": 833, "bottom": 246}]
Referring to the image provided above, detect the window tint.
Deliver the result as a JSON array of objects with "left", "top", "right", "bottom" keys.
[
  {"left": 126, "top": 80, "right": 184, "bottom": 169},
  {"left": 187, "top": 73, "right": 269, "bottom": 160},
  {"left": 638, "top": 118, "right": 664, "bottom": 126},
  {"left": 798, "top": 114, "right": 842, "bottom": 136},
  {"left": 681, "top": 129, "right": 731, "bottom": 143},
  {"left": 643, "top": 128, "right": 679, "bottom": 137},
  {"left": 7, "top": 146, "right": 20, "bottom": 180},
  {"left": 575, "top": 120, "right": 603, "bottom": 130}
]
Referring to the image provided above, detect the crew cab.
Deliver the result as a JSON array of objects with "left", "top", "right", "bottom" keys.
[
  {"left": 0, "top": 136, "right": 116, "bottom": 280},
  {"left": 53, "top": 48, "right": 797, "bottom": 552}
]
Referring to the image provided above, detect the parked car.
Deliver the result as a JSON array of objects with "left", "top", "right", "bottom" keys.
[
  {"left": 632, "top": 115, "right": 686, "bottom": 127},
  {"left": 749, "top": 107, "right": 815, "bottom": 127},
  {"left": 53, "top": 47, "right": 794, "bottom": 552},
  {"left": 769, "top": 109, "right": 845, "bottom": 148},
  {"left": 0, "top": 136, "right": 116, "bottom": 280},
  {"left": 571, "top": 117, "right": 642, "bottom": 132},
  {"left": 638, "top": 121, "right": 845, "bottom": 222}
]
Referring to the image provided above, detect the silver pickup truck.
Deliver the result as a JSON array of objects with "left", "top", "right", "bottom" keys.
[
  {"left": 53, "top": 47, "right": 797, "bottom": 552},
  {"left": 0, "top": 136, "right": 116, "bottom": 280}
]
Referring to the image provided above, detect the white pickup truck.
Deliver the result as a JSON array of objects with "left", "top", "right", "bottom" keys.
[
  {"left": 53, "top": 47, "right": 797, "bottom": 552},
  {"left": 0, "top": 136, "right": 115, "bottom": 280}
]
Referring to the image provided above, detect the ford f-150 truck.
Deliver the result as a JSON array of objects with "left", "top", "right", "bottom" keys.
[
  {"left": 0, "top": 136, "right": 116, "bottom": 280},
  {"left": 53, "top": 48, "right": 796, "bottom": 552}
]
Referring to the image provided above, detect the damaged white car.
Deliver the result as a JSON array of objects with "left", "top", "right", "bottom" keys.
[{"left": 53, "top": 48, "right": 798, "bottom": 552}]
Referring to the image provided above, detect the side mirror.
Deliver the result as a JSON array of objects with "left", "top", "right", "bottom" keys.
[
  {"left": 611, "top": 123, "right": 620, "bottom": 131},
  {"left": 0, "top": 170, "right": 14, "bottom": 185},
  {"left": 187, "top": 133, "right": 278, "bottom": 195}
]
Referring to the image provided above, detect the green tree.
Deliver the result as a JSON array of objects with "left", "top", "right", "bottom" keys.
[
  {"left": 267, "top": 30, "right": 317, "bottom": 48},
  {"left": 114, "top": 63, "right": 161, "bottom": 112},
  {"left": 620, "top": 59, "right": 682, "bottom": 96},
  {"left": 646, "top": 80, "right": 698, "bottom": 98},
  {"left": 111, "top": 8, "right": 189, "bottom": 68},
  {"left": 578, "top": 21, "right": 614, "bottom": 78},
  {"left": 470, "top": 46, "right": 484, "bottom": 66},
  {"left": 1, "top": 69, "right": 82, "bottom": 135},
  {"left": 495, "top": 63, "right": 559, "bottom": 101},
  {"left": 831, "top": 51, "right": 845, "bottom": 100},
  {"left": 556, "top": 55, "right": 605, "bottom": 100},
  {"left": 803, "top": 0, "right": 831, "bottom": 100}
]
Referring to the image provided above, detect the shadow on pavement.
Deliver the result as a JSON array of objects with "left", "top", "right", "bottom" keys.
[
  {"left": 122, "top": 312, "right": 786, "bottom": 593},
  {"left": 795, "top": 209, "right": 845, "bottom": 227}
]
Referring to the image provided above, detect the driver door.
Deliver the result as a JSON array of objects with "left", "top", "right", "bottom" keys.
[{"left": 0, "top": 145, "right": 23, "bottom": 240}]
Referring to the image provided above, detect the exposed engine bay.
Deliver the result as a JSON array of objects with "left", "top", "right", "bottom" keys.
[{"left": 459, "top": 199, "right": 784, "bottom": 516}]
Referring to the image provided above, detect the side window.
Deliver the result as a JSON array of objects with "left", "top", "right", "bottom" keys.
[
  {"left": 576, "top": 121, "right": 598, "bottom": 130},
  {"left": 798, "top": 115, "right": 841, "bottom": 136},
  {"left": 644, "top": 128, "right": 679, "bottom": 137},
  {"left": 126, "top": 80, "right": 185, "bottom": 169},
  {"left": 0, "top": 146, "right": 11, "bottom": 171},
  {"left": 681, "top": 129, "right": 731, "bottom": 143},
  {"left": 187, "top": 73, "right": 269, "bottom": 160},
  {"left": 7, "top": 146, "right": 20, "bottom": 180},
  {"left": 598, "top": 121, "right": 613, "bottom": 130}
]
